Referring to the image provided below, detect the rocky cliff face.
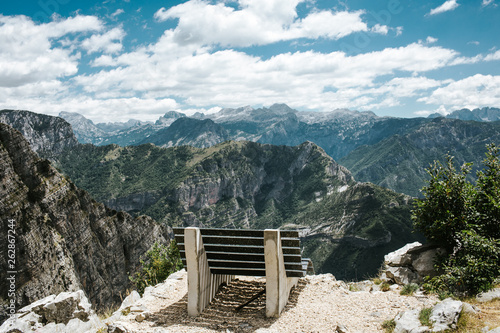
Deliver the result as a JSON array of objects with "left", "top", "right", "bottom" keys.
[
  {"left": 0, "top": 110, "right": 79, "bottom": 160},
  {"left": 0, "top": 123, "right": 169, "bottom": 324}
]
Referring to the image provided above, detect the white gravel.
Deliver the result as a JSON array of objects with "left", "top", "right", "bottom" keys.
[{"left": 110, "top": 270, "right": 438, "bottom": 333}]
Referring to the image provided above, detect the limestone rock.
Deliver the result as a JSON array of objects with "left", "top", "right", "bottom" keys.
[
  {"left": 429, "top": 298, "right": 463, "bottom": 331},
  {"left": 385, "top": 242, "right": 422, "bottom": 266},
  {"left": 0, "top": 290, "right": 104, "bottom": 333},
  {"left": 477, "top": 288, "right": 500, "bottom": 303},
  {"left": 394, "top": 309, "right": 429, "bottom": 333},
  {"left": 386, "top": 266, "right": 419, "bottom": 285},
  {"left": 411, "top": 248, "right": 440, "bottom": 278}
]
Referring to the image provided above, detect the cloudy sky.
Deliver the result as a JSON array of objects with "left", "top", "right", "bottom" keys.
[{"left": 1, "top": 0, "right": 499, "bottom": 122}]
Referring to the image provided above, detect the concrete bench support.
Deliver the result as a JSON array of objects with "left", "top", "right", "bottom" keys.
[
  {"left": 264, "top": 229, "right": 299, "bottom": 317},
  {"left": 184, "top": 227, "right": 233, "bottom": 316}
]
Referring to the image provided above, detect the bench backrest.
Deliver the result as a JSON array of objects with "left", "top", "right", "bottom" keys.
[{"left": 173, "top": 228, "right": 310, "bottom": 277}]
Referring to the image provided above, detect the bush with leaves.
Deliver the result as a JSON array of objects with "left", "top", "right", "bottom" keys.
[
  {"left": 130, "top": 241, "right": 183, "bottom": 295},
  {"left": 412, "top": 144, "right": 500, "bottom": 296}
]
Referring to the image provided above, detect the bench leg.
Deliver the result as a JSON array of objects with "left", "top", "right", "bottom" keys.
[
  {"left": 184, "top": 227, "right": 233, "bottom": 316},
  {"left": 264, "top": 229, "right": 299, "bottom": 318}
]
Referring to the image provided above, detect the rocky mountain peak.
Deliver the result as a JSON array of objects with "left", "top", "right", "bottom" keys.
[{"left": 0, "top": 110, "right": 79, "bottom": 159}]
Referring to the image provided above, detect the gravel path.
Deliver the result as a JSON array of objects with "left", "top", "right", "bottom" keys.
[{"left": 111, "top": 270, "right": 438, "bottom": 332}]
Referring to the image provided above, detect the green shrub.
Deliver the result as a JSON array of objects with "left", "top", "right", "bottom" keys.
[
  {"left": 400, "top": 283, "right": 419, "bottom": 296},
  {"left": 419, "top": 307, "right": 432, "bottom": 327},
  {"left": 129, "top": 241, "right": 183, "bottom": 295},
  {"left": 412, "top": 144, "right": 500, "bottom": 296},
  {"left": 382, "top": 319, "right": 396, "bottom": 333},
  {"left": 380, "top": 282, "right": 391, "bottom": 292}
]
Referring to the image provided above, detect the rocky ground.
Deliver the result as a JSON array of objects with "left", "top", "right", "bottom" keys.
[
  {"left": 106, "top": 270, "right": 439, "bottom": 333},
  {"left": 3, "top": 269, "right": 500, "bottom": 332}
]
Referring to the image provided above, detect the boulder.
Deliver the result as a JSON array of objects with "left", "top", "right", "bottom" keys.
[
  {"left": 476, "top": 288, "right": 500, "bottom": 303},
  {"left": 429, "top": 298, "right": 462, "bottom": 332},
  {"left": 382, "top": 242, "right": 444, "bottom": 285},
  {"left": 394, "top": 309, "right": 429, "bottom": 333},
  {"left": 0, "top": 290, "right": 105, "bottom": 333},
  {"left": 411, "top": 248, "right": 440, "bottom": 278},
  {"left": 385, "top": 242, "right": 422, "bottom": 266},
  {"left": 385, "top": 266, "right": 419, "bottom": 285}
]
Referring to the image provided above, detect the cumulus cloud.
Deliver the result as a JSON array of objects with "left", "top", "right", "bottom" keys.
[
  {"left": 0, "top": 15, "right": 102, "bottom": 87},
  {"left": 429, "top": 0, "right": 459, "bottom": 15},
  {"left": 485, "top": 50, "right": 500, "bottom": 61},
  {"left": 154, "top": 0, "right": 372, "bottom": 47},
  {"left": 82, "top": 27, "right": 126, "bottom": 54},
  {"left": 418, "top": 74, "right": 500, "bottom": 108},
  {"left": 72, "top": 39, "right": 462, "bottom": 116}
]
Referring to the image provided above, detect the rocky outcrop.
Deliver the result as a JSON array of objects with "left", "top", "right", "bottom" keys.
[
  {"left": 0, "top": 123, "right": 169, "bottom": 324},
  {"left": 383, "top": 242, "right": 444, "bottom": 285},
  {"left": 0, "top": 290, "right": 105, "bottom": 333},
  {"left": 0, "top": 110, "right": 79, "bottom": 159},
  {"left": 394, "top": 298, "right": 463, "bottom": 332}
]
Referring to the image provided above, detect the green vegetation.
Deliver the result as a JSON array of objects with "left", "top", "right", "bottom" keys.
[
  {"left": 129, "top": 241, "right": 183, "bottom": 295},
  {"left": 419, "top": 307, "right": 432, "bottom": 327},
  {"left": 380, "top": 282, "right": 391, "bottom": 292},
  {"left": 413, "top": 144, "right": 500, "bottom": 296},
  {"left": 400, "top": 283, "right": 419, "bottom": 296},
  {"left": 381, "top": 319, "right": 396, "bottom": 333}
]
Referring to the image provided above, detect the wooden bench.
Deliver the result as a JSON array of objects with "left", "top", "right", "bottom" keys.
[{"left": 173, "top": 227, "right": 313, "bottom": 317}]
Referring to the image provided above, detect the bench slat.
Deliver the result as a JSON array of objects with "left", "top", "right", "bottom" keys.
[
  {"left": 210, "top": 268, "right": 305, "bottom": 277},
  {"left": 177, "top": 243, "right": 301, "bottom": 255},
  {"left": 175, "top": 235, "right": 299, "bottom": 248},
  {"left": 179, "top": 250, "right": 302, "bottom": 263},
  {"left": 173, "top": 227, "right": 298, "bottom": 238}
]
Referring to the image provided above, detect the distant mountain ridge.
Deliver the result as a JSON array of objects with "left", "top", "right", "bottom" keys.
[
  {"left": 59, "top": 104, "right": 429, "bottom": 161},
  {"left": 428, "top": 107, "right": 500, "bottom": 122},
  {"left": 340, "top": 117, "right": 500, "bottom": 197}
]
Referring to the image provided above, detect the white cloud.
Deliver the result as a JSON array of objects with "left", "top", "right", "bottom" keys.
[
  {"left": 485, "top": 50, "right": 500, "bottom": 61},
  {"left": 72, "top": 40, "right": 462, "bottom": 118},
  {"left": 482, "top": 0, "right": 495, "bottom": 6},
  {"left": 111, "top": 9, "right": 125, "bottom": 18},
  {"left": 418, "top": 74, "right": 500, "bottom": 109},
  {"left": 426, "top": 36, "right": 438, "bottom": 44},
  {"left": 429, "top": 0, "right": 459, "bottom": 15},
  {"left": 82, "top": 27, "right": 126, "bottom": 54},
  {"left": 0, "top": 95, "right": 179, "bottom": 123},
  {"left": 154, "top": 0, "right": 371, "bottom": 47},
  {"left": 0, "top": 15, "right": 102, "bottom": 87},
  {"left": 371, "top": 24, "right": 389, "bottom": 35}
]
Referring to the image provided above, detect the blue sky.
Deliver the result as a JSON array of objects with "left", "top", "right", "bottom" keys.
[{"left": 1, "top": 0, "right": 499, "bottom": 122}]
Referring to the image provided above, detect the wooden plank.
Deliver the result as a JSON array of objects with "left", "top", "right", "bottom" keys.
[
  {"left": 206, "top": 260, "right": 303, "bottom": 271},
  {"left": 173, "top": 227, "right": 299, "bottom": 238},
  {"left": 177, "top": 243, "right": 301, "bottom": 255},
  {"left": 210, "top": 268, "right": 266, "bottom": 276},
  {"left": 203, "top": 252, "right": 303, "bottom": 263}
]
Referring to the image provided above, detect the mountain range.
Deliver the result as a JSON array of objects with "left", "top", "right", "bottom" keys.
[
  {"left": 0, "top": 110, "right": 424, "bottom": 282},
  {"left": 58, "top": 105, "right": 500, "bottom": 197}
]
